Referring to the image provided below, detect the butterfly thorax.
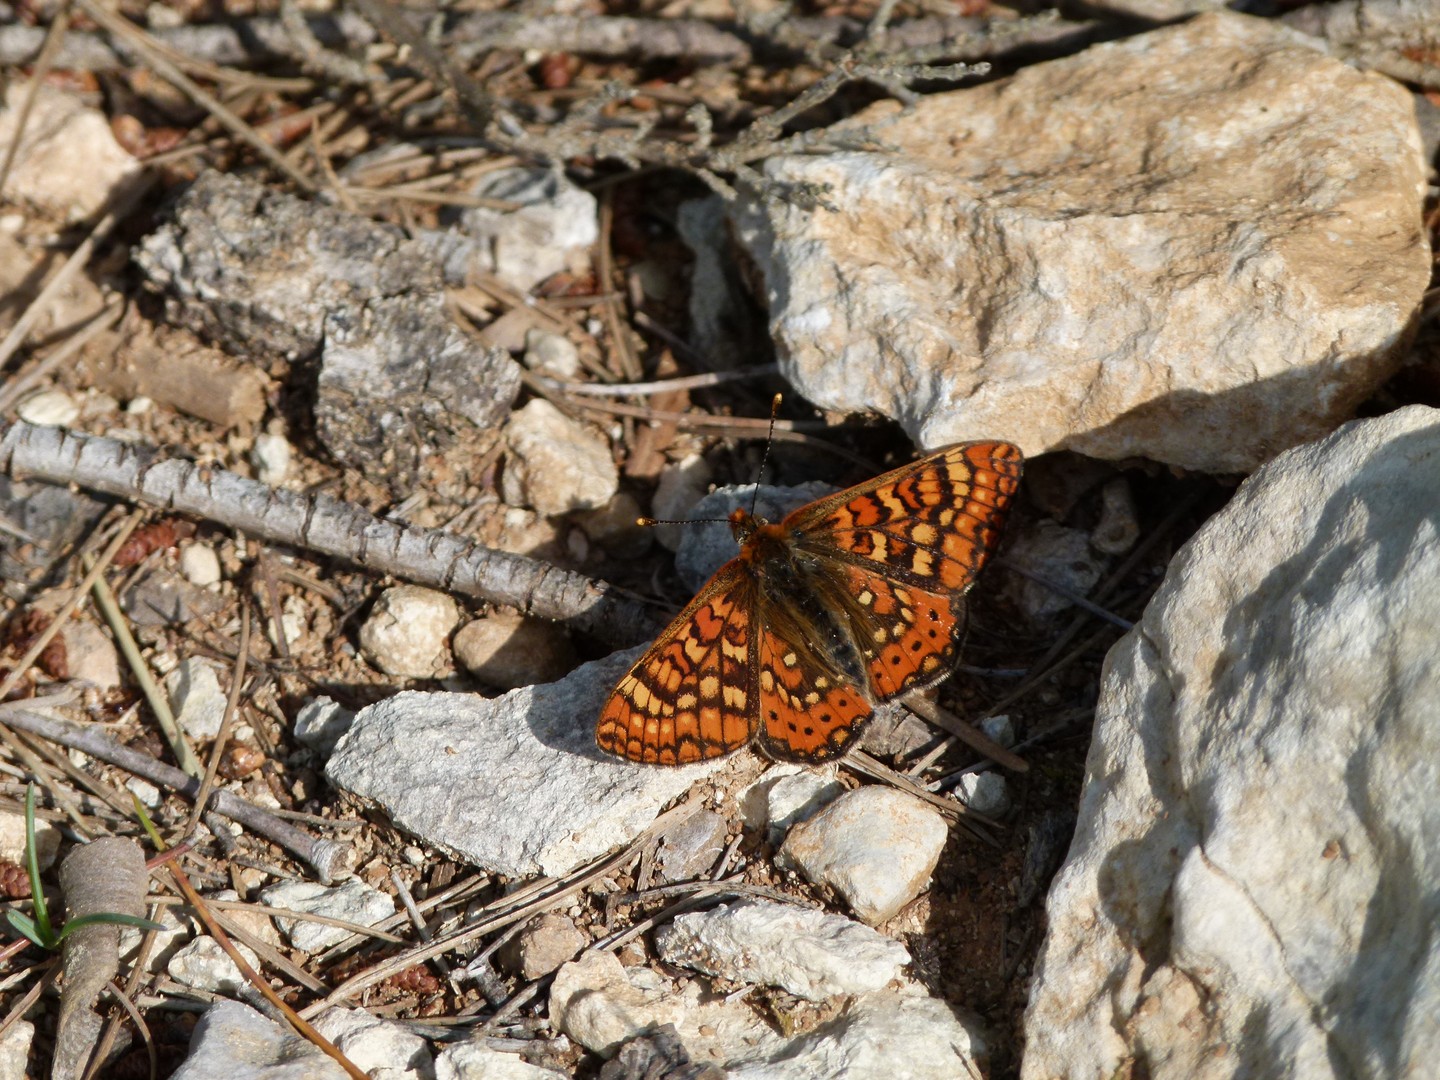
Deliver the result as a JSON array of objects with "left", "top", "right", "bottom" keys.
[{"left": 729, "top": 508, "right": 791, "bottom": 566}]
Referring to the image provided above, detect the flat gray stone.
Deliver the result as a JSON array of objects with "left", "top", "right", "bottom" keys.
[
  {"left": 326, "top": 649, "right": 725, "bottom": 876},
  {"left": 170, "top": 1000, "right": 346, "bottom": 1080}
]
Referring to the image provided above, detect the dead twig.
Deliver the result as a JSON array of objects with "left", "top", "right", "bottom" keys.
[
  {"left": 0, "top": 421, "right": 662, "bottom": 647},
  {"left": 0, "top": 701, "right": 352, "bottom": 883}
]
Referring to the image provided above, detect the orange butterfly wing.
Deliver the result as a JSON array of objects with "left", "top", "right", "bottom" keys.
[
  {"left": 595, "top": 563, "right": 758, "bottom": 764},
  {"left": 785, "top": 442, "right": 1023, "bottom": 704}
]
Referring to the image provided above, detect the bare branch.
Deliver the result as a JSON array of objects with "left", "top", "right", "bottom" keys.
[{"left": 0, "top": 422, "right": 661, "bottom": 647}]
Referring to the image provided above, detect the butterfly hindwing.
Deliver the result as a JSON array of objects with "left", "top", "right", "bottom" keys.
[{"left": 596, "top": 562, "right": 758, "bottom": 764}]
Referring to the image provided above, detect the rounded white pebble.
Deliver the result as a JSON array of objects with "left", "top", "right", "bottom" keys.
[
  {"left": 180, "top": 543, "right": 222, "bottom": 587},
  {"left": 17, "top": 388, "right": 79, "bottom": 426}
]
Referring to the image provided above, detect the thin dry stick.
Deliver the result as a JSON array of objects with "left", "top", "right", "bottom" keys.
[
  {"left": 530, "top": 364, "right": 782, "bottom": 397},
  {"left": 901, "top": 692, "right": 1028, "bottom": 772},
  {"left": 0, "top": 702, "right": 352, "bottom": 882},
  {"left": 0, "top": 421, "right": 661, "bottom": 647},
  {"left": 75, "top": 0, "right": 317, "bottom": 192},
  {"left": 185, "top": 603, "right": 250, "bottom": 836},
  {"left": 87, "top": 558, "right": 204, "bottom": 779},
  {"left": 0, "top": 2, "right": 72, "bottom": 195},
  {"left": 0, "top": 182, "right": 146, "bottom": 377},
  {"left": 0, "top": 301, "right": 124, "bottom": 416},
  {"left": 844, "top": 748, "right": 999, "bottom": 842}
]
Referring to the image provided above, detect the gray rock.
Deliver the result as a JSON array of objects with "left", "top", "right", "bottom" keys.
[
  {"left": 325, "top": 649, "right": 726, "bottom": 877},
  {"left": 655, "top": 809, "right": 729, "bottom": 884},
  {"left": 550, "top": 951, "right": 777, "bottom": 1063},
  {"left": 120, "top": 566, "right": 226, "bottom": 626},
  {"left": 656, "top": 899, "right": 910, "bottom": 1001},
  {"left": 727, "top": 988, "right": 987, "bottom": 1079},
  {"left": 436, "top": 1040, "right": 568, "bottom": 1079},
  {"left": 953, "top": 771, "right": 1010, "bottom": 817},
  {"left": 1003, "top": 521, "right": 1107, "bottom": 623},
  {"left": 136, "top": 172, "right": 519, "bottom": 487},
  {"left": 763, "top": 768, "right": 844, "bottom": 846},
  {"left": 1023, "top": 405, "right": 1440, "bottom": 1080},
  {"left": 449, "top": 166, "right": 598, "bottom": 293},
  {"left": 293, "top": 696, "right": 356, "bottom": 755},
  {"left": 170, "top": 1000, "right": 347, "bottom": 1080},
  {"left": 778, "top": 786, "right": 949, "bottom": 925},
  {"left": 312, "top": 1008, "right": 432, "bottom": 1080},
  {"left": 164, "top": 657, "right": 228, "bottom": 740},
  {"left": 167, "top": 936, "right": 259, "bottom": 996},
  {"left": 261, "top": 879, "right": 396, "bottom": 953},
  {"left": 732, "top": 13, "right": 1429, "bottom": 473}
]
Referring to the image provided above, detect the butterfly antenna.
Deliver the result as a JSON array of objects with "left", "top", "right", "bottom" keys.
[
  {"left": 749, "top": 393, "right": 783, "bottom": 518},
  {"left": 636, "top": 393, "right": 785, "bottom": 529}
]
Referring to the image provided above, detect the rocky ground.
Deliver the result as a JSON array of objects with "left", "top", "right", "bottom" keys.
[{"left": 0, "top": 3, "right": 1436, "bottom": 1079}]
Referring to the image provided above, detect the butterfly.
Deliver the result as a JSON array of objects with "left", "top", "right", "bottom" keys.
[{"left": 596, "top": 442, "right": 1023, "bottom": 765}]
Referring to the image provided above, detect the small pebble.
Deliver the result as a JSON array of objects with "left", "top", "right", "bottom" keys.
[
  {"left": 1092, "top": 476, "right": 1141, "bottom": 555},
  {"left": 656, "top": 899, "right": 910, "bottom": 1001},
  {"left": 164, "top": 657, "right": 228, "bottom": 740},
  {"left": 779, "top": 786, "right": 949, "bottom": 925},
  {"left": 501, "top": 912, "right": 587, "bottom": 980},
  {"left": 979, "top": 714, "right": 1015, "bottom": 747},
  {"left": 17, "top": 389, "right": 79, "bottom": 427},
  {"left": 452, "top": 611, "right": 575, "bottom": 689},
  {"left": 765, "top": 769, "right": 844, "bottom": 846},
  {"left": 359, "top": 585, "right": 461, "bottom": 678},
  {"left": 179, "top": 543, "right": 222, "bottom": 587},
  {"left": 1004, "top": 520, "right": 1107, "bottom": 623},
  {"left": 261, "top": 879, "right": 396, "bottom": 953},
  {"left": 293, "top": 696, "right": 356, "bottom": 755},
  {"left": 168, "top": 936, "right": 258, "bottom": 995},
  {"left": 252, "top": 431, "right": 292, "bottom": 486},
  {"left": 523, "top": 328, "right": 581, "bottom": 379},
  {"left": 502, "top": 400, "right": 619, "bottom": 515},
  {"left": 954, "top": 771, "right": 1012, "bottom": 816}
]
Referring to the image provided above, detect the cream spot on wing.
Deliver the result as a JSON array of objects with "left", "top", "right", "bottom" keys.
[
  {"left": 857, "top": 589, "right": 874, "bottom": 606},
  {"left": 782, "top": 652, "right": 798, "bottom": 668},
  {"left": 760, "top": 670, "right": 775, "bottom": 691},
  {"left": 699, "top": 675, "right": 720, "bottom": 699},
  {"left": 911, "top": 522, "right": 938, "bottom": 545},
  {"left": 723, "top": 685, "right": 747, "bottom": 708},
  {"left": 912, "top": 550, "right": 933, "bottom": 576},
  {"left": 675, "top": 693, "right": 697, "bottom": 710}
]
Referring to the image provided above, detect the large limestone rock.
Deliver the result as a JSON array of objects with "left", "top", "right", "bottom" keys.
[
  {"left": 1021, "top": 405, "right": 1440, "bottom": 1079},
  {"left": 735, "top": 13, "right": 1429, "bottom": 472}
]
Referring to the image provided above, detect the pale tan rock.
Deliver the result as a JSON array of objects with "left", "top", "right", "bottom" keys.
[
  {"left": 452, "top": 611, "right": 575, "bottom": 689},
  {"left": 359, "top": 585, "right": 461, "bottom": 678},
  {"left": 1022, "top": 406, "right": 1440, "bottom": 1080},
  {"left": 502, "top": 399, "right": 619, "bottom": 515},
  {"left": 0, "top": 82, "right": 141, "bottom": 221},
  {"left": 734, "top": 13, "right": 1429, "bottom": 473}
]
